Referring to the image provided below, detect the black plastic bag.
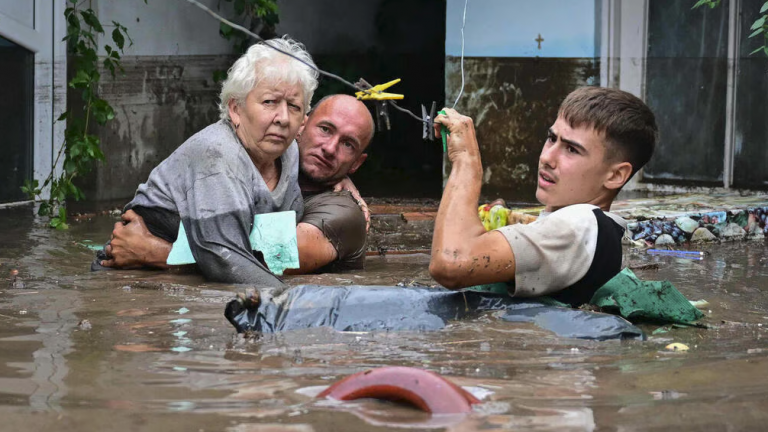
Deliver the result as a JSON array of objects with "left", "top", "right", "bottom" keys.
[{"left": 225, "top": 285, "right": 644, "bottom": 341}]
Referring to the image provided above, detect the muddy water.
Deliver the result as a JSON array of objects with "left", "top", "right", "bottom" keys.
[{"left": 1, "top": 205, "right": 768, "bottom": 431}]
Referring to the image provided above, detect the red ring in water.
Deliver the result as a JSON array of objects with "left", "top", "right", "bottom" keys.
[{"left": 317, "top": 366, "right": 480, "bottom": 414}]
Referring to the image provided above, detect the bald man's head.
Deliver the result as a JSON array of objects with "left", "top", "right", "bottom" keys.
[
  {"left": 309, "top": 94, "right": 375, "bottom": 146},
  {"left": 297, "top": 94, "right": 374, "bottom": 186}
]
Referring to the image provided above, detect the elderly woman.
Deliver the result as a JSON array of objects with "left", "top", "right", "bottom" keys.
[{"left": 119, "top": 37, "right": 318, "bottom": 286}]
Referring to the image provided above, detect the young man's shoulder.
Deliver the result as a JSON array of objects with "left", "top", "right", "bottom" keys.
[{"left": 495, "top": 203, "right": 626, "bottom": 305}]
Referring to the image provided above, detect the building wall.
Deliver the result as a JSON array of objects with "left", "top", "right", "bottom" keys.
[{"left": 445, "top": 0, "right": 599, "bottom": 203}]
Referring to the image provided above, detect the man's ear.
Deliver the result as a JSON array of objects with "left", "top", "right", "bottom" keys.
[
  {"left": 348, "top": 153, "right": 368, "bottom": 175},
  {"left": 296, "top": 116, "right": 308, "bottom": 141},
  {"left": 604, "top": 161, "right": 633, "bottom": 190},
  {"left": 228, "top": 99, "right": 241, "bottom": 126}
]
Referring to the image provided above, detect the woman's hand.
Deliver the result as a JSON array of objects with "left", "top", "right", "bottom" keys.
[
  {"left": 101, "top": 210, "right": 171, "bottom": 269},
  {"left": 333, "top": 176, "right": 370, "bottom": 232}
]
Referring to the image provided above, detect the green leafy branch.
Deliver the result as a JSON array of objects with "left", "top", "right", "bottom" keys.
[
  {"left": 214, "top": 0, "right": 279, "bottom": 83},
  {"left": 693, "top": 0, "right": 768, "bottom": 56},
  {"left": 748, "top": 1, "right": 768, "bottom": 56},
  {"left": 22, "top": 0, "right": 135, "bottom": 229}
]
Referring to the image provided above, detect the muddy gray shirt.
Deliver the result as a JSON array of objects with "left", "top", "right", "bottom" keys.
[
  {"left": 126, "top": 120, "right": 303, "bottom": 286},
  {"left": 301, "top": 190, "right": 366, "bottom": 272}
]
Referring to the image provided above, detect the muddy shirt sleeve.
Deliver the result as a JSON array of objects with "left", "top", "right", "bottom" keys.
[
  {"left": 495, "top": 204, "right": 600, "bottom": 297},
  {"left": 301, "top": 191, "right": 366, "bottom": 269},
  {"left": 180, "top": 172, "right": 283, "bottom": 287}
]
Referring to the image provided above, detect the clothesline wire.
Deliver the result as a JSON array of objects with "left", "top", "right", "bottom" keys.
[
  {"left": 452, "top": 0, "right": 469, "bottom": 109},
  {"left": 183, "top": 0, "right": 468, "bottom": 125}
]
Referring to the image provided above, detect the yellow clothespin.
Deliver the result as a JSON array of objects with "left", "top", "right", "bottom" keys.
[{"left": 355, "top": 78, "right": 404, "bottom": 100}]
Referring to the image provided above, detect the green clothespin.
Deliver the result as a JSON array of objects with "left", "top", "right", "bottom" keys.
[{"left": 438, "top": 109, "right": 449, "bottom": 153}]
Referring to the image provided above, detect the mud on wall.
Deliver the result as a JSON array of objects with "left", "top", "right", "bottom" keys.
[
  {"left": 76, "top": 55, "right": 231, "bottom": 204},
  {"left": 445, "top": 56, "right": 598, "bottom": 204}
]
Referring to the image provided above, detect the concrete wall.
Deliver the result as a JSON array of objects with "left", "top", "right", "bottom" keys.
[
  {"left": 445, "top": 0, "right": 599, "bottom": 203},
  {"left": 77, "top": 0, "right": 237, "bottom": 203}
]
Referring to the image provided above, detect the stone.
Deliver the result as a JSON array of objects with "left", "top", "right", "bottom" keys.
[
  {"left": 654, "top": 234, "right": 676, "bottom": 246},
  {"left": 747, "top": 214, "right": 761, "bottom": 235},
  {"left": 675, "top": 217, "right": 699, "bottom": 234},
  {"left": 691, "top": 227, "right": 717, "bottom": 243},
  {"left": 720, "top": 223, "right": 746, "bottom": 240}
]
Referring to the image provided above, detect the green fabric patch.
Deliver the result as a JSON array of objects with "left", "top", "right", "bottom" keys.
[
  {"left": 166, "top": 223, "right": 195, "bottom": 265},
  {"left": 464, "top": 267, "right": 703, "bottom": 326},
  {"left": 590, "top": 268, "right": 704, "bottom": 325},
  {"left": 166, "top": 211, "right": 300, "bottom": 275},
  {"left": 248, "top": 211, "right": 300, "bottom": 276}
]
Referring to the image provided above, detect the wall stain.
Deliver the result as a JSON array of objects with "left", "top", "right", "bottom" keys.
[
  {"left": 77, "top": 55, "right": 233, "bottom": 203},
  {"left": 445, "top": 56, "right": 598, "bottom": 204}
]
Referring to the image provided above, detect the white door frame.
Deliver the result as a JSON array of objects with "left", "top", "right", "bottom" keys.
[{"left": 0, "top": 0, "right": 67, "bottom": 202}]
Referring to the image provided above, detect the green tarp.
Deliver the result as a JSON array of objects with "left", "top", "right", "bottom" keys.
[{"left": 465, "top": 268, "right": 704, "bottom": 325}]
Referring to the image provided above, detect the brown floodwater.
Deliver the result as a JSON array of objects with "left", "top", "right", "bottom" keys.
[{"left": 1, "top": 204, "right": 767, "bottom": 431}]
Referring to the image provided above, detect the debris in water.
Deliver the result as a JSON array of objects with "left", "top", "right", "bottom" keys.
[
  {"left": 628, "top": 262, "right": 660, "bottom": 271},
  {"left": 8, "top": 269, "right": 24, "bottom": 289},
  {"left": 665, "top": 343, "right": 689, "bottom": 351},
  {"left": 690, "top": 299, "right": 710, "bottom": 309},
  {"left": 78, "top": 319, "right": 92, "bottom": 330},
  {"left": 650, "top": 390, "right": 686, "bottom": 400}
]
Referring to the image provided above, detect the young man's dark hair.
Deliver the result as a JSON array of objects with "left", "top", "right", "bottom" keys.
[{"left": 558, "top": 86, "right": 658, "bottom": 179}]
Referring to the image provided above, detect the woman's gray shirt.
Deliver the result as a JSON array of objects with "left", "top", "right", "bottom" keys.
[{"left": 126, "top": 120, "right": 303, "bottom": 286}]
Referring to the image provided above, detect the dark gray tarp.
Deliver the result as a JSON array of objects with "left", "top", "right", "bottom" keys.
[{"left": 225, "top": 285, "right": 644, "bottom": 341}]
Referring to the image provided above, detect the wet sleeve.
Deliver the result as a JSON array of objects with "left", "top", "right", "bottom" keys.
[
  {"left": 300, "top": 191, "right": 366, "bottom": 262},
  {"left": 495, "top": 204, "right": 599, "bottom": 297},
  {"left": 179, "top": 172, "right": 284, "bottom": 287}
]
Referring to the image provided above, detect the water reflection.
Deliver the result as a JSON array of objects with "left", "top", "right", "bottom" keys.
[{"left": 0, "top": 210, "right": 766, "bottom": 431}]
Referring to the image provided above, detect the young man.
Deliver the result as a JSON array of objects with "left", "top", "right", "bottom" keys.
[
  {"left": 429, "top": 87, "right": 658, "bottom": 306},
  {"left": 99, "top": 94, "right": 373, "bottom": 274}
]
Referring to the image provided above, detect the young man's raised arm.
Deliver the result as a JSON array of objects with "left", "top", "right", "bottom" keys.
[{"left": 429, "top": 109, "right": 517, "bottom": 289}]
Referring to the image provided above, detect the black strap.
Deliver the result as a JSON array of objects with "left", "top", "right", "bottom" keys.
[{"left": 551, "top": 209, "right": 624, "bottom": 307}]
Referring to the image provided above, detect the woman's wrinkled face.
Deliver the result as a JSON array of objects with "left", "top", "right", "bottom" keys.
[{"left": 228, "top": 79, "right": 306, "bottom": 163}]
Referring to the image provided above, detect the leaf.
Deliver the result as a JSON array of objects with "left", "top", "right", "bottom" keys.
[
  {"left": 66, "top": 11, "right": 81, "bottom": 33},
  {"left": 69, "top": 69, "right": 91, "bottom": 88},
  {"left": 750, "top": 45, "right": 766, "bottom": 55},
  {"left": 761, "top": 1, "right": 768, "bottom": 13},
  {"left": 64, "top": 159, "right": 77, "bottom": 174},
  {"left": 751, "top": 16, "right": 766, "bottom": 31},
  {"left": 112, "top": 28, "right": 125, "bottom": 50},
  {"left": 80, "top": 9, "right": 104, "bottom": 33},
  {"left": 692, "top": 0, "right": 711, "bottom": 10},
  {"left": 38, "top": 202, "right": 51, "bottom": 217},
  {"left": 750, "top": 28, "right": 765, "bottom": 38},
  {"left": 220, "top": 22, "right": 233, "bottom": 38},
  {"left": 57, "top": 111, "right": 69, "bottom": 121}
]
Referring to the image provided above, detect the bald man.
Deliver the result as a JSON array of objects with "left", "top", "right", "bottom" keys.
[{"left": 99, "top": 95, "right": 374, "bottom": 274}]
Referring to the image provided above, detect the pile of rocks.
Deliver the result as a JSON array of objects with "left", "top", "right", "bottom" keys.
[{"left": 626, "top": 207, "right": 768, "bottom": 246}]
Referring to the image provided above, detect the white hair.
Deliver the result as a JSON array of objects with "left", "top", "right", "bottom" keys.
[{"left": 218, "top": 36, "right": 319, "bottom": 121}]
